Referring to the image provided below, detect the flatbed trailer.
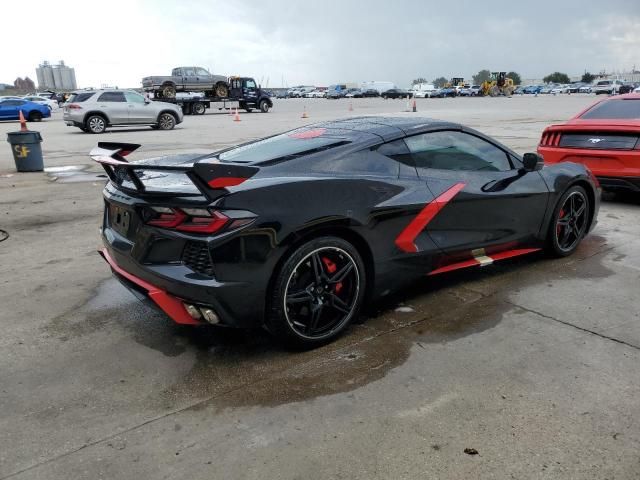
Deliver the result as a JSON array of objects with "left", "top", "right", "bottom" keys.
[{"left": 149, "top": 76, "right": 273, "bottom": 115}]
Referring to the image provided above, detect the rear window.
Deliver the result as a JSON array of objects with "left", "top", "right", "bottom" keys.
[
  {"left": 596, "top": 81, "right": 611, "bottom": 86},
  {"left": 215, "top": 128, "right": 349, "bottom": 164},
  {"left": 580, "top": 99, "right": 640, "bottom": 120},
  {"left": 68, "top": 92, "right": 95, "bottom": 103}
]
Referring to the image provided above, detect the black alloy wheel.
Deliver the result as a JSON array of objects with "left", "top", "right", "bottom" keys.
[
  {"left": 268, "top": 237, "right": 365, "bottom": 348},
  {"left": 548, "top": 186, "right": 590, "bottom": 257}
]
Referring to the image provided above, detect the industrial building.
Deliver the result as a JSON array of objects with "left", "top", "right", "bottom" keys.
[{"left": 36, "top": 61, "right": 77, "bottom": 91}]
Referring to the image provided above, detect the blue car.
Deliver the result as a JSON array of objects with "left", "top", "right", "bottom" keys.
[
  {"left": 522, "top": 85, "right": 543, "bottom": 94},
  {"left": 0, "top": 98, "right": 51, "bottom": 122}
]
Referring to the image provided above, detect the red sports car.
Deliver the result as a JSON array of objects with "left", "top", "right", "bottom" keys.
[{"left": 538, "top": 93, "right": 640, "bottom": 192}]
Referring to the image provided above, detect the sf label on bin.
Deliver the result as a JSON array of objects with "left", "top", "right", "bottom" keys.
[{"left": 14, "top": 145, "right": 30, "bottom": 158}]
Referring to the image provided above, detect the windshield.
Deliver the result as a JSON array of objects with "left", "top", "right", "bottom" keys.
[
  {"left": 580, "top": 99, "right": 640, "bottom": 120},
  {"left": 215, "top": 128, "right": 349, "bottom": 164}
]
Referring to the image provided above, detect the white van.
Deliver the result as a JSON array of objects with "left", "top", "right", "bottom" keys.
[{"left": 411, "top": 83, "right": 438, "bottom": 98}]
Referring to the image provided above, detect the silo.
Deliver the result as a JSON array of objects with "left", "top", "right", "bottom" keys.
[
  {"left": 36, "top": 68, "right": 45, "bottom": 89},
  {"left": 52, "top": 67, "right": 63, "bottom": 89},
  {"left": 42, "top": 66, "right": 55, "bottom": 89}
]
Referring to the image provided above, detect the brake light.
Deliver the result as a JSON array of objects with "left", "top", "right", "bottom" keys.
[
  {"left": 145, "top": 207, "right": 229, "bottom": 234},
  {"left": 67, "top": 103, "right": 82, "bottom": 110},
  {"left": 177, "top": 210, "right": 228, "bottom": 233}
]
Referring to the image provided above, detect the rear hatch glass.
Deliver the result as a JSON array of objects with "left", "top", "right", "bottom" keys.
[
  {"left": 211, "top": 128, "right": 349, "bottom": 165},
  {"left": 67, "top": 92, "right": 95, "bottom": 103},
  {"left": 580, "top": 99, "right": 640, "bottom": 120}
]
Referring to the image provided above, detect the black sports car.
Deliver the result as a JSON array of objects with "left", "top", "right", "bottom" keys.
[
  {"left": 381, "top": 89, "right": 412, "bottom": 99},
  {"left": 95, "top": 117, "right": 600, "bottom": 348}
]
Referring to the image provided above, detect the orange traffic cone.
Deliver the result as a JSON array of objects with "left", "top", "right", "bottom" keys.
[
  {"left": 301, "top": 106, "right": 308, "bottom": 119},
  {"left": 348, "top": 102, "right": 353, "bottom": 112},
  {"left": 412, "top": 99, "right": 417, "bottom": 113},
  {"left": 19, "top": 111, "right": 28, "bottom": 132},
  {"left": 233, "top": 107, "right": 241, "bottom": 122}
]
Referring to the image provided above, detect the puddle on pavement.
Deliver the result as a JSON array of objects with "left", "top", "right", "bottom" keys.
[
  {"left": 44, "top": 164, "right": 108, "bottom": 183},
  {"left": 44, "top": 235, "right": 614, "bottom": 411}
]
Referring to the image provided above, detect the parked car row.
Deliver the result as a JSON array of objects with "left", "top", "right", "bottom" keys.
[
  {"left": 0, "top": 97, "right": 52, "bottom": 121},
  {"left": 514, "top": 80, "right": 640, "bottom": 96}
]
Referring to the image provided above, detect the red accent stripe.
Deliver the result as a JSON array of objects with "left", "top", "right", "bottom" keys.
[
  {"left": 395, "top": 182, "right": 466, "bottom": 253},
  {"left": 428, "top": 258, "right": 480, "bottom": 276},
  {"left": 428, "top": 247, "right": 542, "bottom": 276},
  {"left": 100, "top": 248, "right": 200, "bottom": 325},
  {"left": 489, "top": 248, "right": 541, "bottom": 261},
  {"left": 208, "top": 177, "right": 248, "bottom": 188}
]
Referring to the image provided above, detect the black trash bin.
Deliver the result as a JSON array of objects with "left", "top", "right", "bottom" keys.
[{"left": 7, "top": 130, "right": 44, "bottom": 172}]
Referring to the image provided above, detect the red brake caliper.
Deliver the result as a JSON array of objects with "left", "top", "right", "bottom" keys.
[
  {"left": 322, "top": 257, "right": 342, "bottom": 293},
  {"left": 557, "top": 208, "right": 565, "bottom": 237}
]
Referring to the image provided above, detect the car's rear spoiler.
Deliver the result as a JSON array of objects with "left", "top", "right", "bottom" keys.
[{"left": 90, "top": 142, "right": 258, "bottom": 200}]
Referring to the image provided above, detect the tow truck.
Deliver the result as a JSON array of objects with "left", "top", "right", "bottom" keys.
[{"left": 150, "top": 76, "right": 273, "bottom": 115}]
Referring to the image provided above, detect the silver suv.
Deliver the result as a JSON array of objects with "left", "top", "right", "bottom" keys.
[{"left": 63, "top": 89, "right": 184, "bottom": 134}]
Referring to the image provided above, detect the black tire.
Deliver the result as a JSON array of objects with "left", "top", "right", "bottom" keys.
[
  {"left": 267, "top": 236, "right": 366, "bottom": 349},
  {"left": 161, "top": 84, "right": 176, "bottom": 99},
  {"left": 157, "top": 112, "right": 176, "bottom": 130},
  {"left": 192, "top": 102, "right": 206, "bottom": 115},
  {"left": 215, "top": 83, "right": 229, "bottom": 98},
  {"left": 546, "top": 185, "right": 590, "bottom": 257},
  {"left": 28, "top": 111, "right": 42, "bottom": 122},
  {"left": 259, "top": 99, "right": 270, "bottom": 113},
  {"left": 85, "top": 114, "right": 107, "bottom": 133}
]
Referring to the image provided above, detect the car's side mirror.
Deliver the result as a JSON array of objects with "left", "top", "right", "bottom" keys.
[{"left": 522, "top": 152, "right": 544, "bottom": 172}]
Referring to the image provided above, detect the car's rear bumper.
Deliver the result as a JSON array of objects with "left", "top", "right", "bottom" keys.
[
  {"left": 596, "top": 176, "right": 640, "bottom": 192},
  {"left": 538, "top": 146, "right": 640, "bottom": 180},
  {"left": 100, "top": 233, "right": 264, "bottom": 328}
]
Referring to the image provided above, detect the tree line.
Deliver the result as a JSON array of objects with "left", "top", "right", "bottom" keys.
[{"left": 412, "top": 70, "right": 598, "bottom": 87}]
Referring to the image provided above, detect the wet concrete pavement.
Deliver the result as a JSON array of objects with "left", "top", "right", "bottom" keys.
[{"left": 1, "top": 96, "right": 639, "bottom": 479}]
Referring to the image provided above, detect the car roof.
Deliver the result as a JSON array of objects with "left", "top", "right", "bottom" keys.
[{"left": 296, "top": 116, "right": 462, "bottom": 142}]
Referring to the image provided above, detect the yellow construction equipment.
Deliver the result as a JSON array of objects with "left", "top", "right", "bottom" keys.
[{"left": 481, "top": 72, "right": 515, "bottom": 97}]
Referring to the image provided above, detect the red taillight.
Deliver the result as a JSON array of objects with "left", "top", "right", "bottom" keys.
[
  {"left": 147, "top": 209, "right": 186, "bottom": 228},
  {"left": 67, "top": 103, "right": 82, "bottom": 110},
  {"left": 540, "top": 131, "right": 562, "bottom": 147},
  {"left": 176, "top": 210, "right": 228, "bottom": 233},
  {"left": 145, "top": 207, "right": 229, "bottom": 234}
]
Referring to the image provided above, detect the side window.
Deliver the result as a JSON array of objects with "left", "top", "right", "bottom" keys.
[
  {"left": 310, "top": 149, "right": 399, "bottom": 177},
  {"left": 97, "top": 92, "right": 126, "bottom": 102},
  {"left": 196, "top": 68, "right": 209, "bottom": 76},
  {"left": 231, "top": 79, "right": 242, "bottom": 89},
  {"left": 245, "top": 79, "right": 256, "bottom": 89},
  {"left": 376, "top": 139, "right": 413, "bottom": 167},
  {"left": 405, "top": 131, "right": 512, "bottom": 172},
  {"left": 124, "top": 92, "right": 145, "bottom": 103},
  {"left": 183, "top": 67, "right": 195, "bottom": 76}
]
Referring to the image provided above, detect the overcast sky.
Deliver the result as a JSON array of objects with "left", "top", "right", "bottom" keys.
[{"left": 3, "top": 0, "right": 639, "bottom": 89}]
